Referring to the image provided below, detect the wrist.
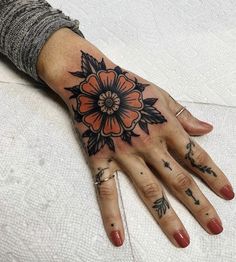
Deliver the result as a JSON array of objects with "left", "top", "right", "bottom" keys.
[
  {"left": 37, "top": 28, "right": 84, "bottom": 93},
  {"left": 37, "top": 28, "right": 114, "bottom": 100},
  {"left": 37, "top": 28, "right": 115, "bottom": 103}
]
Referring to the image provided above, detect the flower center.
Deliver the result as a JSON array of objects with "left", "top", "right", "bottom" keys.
[
  {"left": 98, "top": 91, "right": 120, "bottom": 115},
  {"left": 104, "top": 98, "right": 114, "bottom": 108}
]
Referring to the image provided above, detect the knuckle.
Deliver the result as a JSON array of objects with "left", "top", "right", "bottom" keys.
[
  {"left": 103, "top": 213, "right": 120, "bottom": 222},
  {"left": 137, "top": 134, "right": 153, "bottom": 149},
  {"left": 141, "top": 182, "right": 162, "bottom": 199},
  {"left": 196, "top": 204, "right": 213, "bottom": 217},
  {"left": 99, "top": 184, "right": 116, "bottom": 200},
  {"left": 182, "top": 109, "right": 192, "bottom": 120},
  {"left": 194, "top": 150, "right": 209, "bottom": 164},
  {"left": 186, "top": 110, "right": 193, "bottom": 119},
  {"left": 159, "top": 213, "right": 176, "bottom": 227},
  {"left": 173, "top": 172, "right": 192, "bottom": 191}
]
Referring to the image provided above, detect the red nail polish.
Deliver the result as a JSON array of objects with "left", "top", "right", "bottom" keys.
[
  {"left": 173, "top": 230, "right": 190, "bottom": 248},
  {"left": 199, "top": 121, "right": 213, "bottom": 128},
  {"left": 220, "top": 185, "right": 235, "bottom": 200},
  {"left": 207, "top": 219, "right": 223, "bottom": 234},
  {"left": 110, "top": 230, "right": 123, "bottom": 246}
]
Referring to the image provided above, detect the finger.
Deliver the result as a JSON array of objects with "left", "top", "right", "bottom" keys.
[
  {"left": 161, "top": 89, "right": 213, "bottom": 136},
  {"left": 116, "top": 154, "right": 190, "bottom": 248},
  {"left": 144, "top": 148, "right": 223, "bottom": 235},
  {"left": 91, "top": 160, "right": 124, "bottom": 247},
  {"left": 167, "top": 132, "right": 235, "bottom": 201}
]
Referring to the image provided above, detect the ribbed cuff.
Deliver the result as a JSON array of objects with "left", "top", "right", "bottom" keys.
[{"left": 0, "top": 0, "right": 84, "bottom": 82}]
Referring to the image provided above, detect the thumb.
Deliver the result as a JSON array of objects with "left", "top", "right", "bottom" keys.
[{"left": 161, "top": 90, "right": 213, "bottom": 136}]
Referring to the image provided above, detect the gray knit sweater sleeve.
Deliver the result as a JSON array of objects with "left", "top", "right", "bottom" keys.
[{"left": 0, "top": 0, "right": 84, "bottom": 82}]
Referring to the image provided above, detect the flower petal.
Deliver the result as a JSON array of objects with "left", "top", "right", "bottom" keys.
[
  {"left": 124, "top": 90, "right": 143, "bottom": 109},
  {"left": 98, "top": 70, "right": 117, "bottom": 89},
  {"left": 83, "top": 112, "right": 103, "bottom": 132},
  {"left": 78, "top": 95, "right": 95, "bottom": 113},
  {"left": 106, "top": 90, "right": 112, "bottom": 97},
  {"left": 102, "top": 116, "right": 122, "bottom": 136},
  {"left": 120, "top": 109, "right": 141, "bottom": 130},
  {"left": 98, "top": 100, "right": 105, "bottom": 106},
  {"left": 117, "top": 75, "right": 135, "bottom": 94},
  {"left": 81, "top": 74, "right": 100, "bottom": 95},
  {"left": 114, "top": 97, "right": 120, "bottom": 104},
  {"left": 101, "top": 106, "right": 107, "bottom": 112}
]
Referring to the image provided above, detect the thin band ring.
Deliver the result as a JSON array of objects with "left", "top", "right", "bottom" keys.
[
  {"left": 175, "top": 107, "right": 186, "bottom": 117},
  {"left": 94, "top": 173, "right": 116, "bottom": 185}
]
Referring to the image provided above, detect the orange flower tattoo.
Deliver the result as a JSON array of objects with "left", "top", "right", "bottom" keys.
[{"left": 65, "top": 51, "right": 167, "bottom": 155}]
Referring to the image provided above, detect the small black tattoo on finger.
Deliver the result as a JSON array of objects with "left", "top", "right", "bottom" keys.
[
  {"left": 152, "top": 195, "right": 170, "bottom": 218},
  {"left": 162, "top": 159, "right": 172, "bottom": 171},
  {"left": 185, "top": 188, "right": 200, "bottom": 205},
  {"left": 185, "top": 139, "right": 217, "bottom": 177},
  {"left": 94, "top": 167, "right": 109, "bottom": 194}
]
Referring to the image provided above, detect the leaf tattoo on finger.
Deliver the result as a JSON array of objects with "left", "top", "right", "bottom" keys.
[
  {"left": 152, "top": 195, "right": 170, "bottom": 218},
  {"left": 185, "top": 139, "right": 217, "bottom": 177},
  {"left": 65, "top": 51, "right": 167, "bottom": 155}
]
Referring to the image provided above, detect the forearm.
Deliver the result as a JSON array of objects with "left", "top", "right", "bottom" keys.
[{"left": 0, "top": 0, "right": 83, "bottom": 82}]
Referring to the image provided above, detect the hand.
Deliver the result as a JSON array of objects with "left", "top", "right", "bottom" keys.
[{"left": 37, "top": 28, "right": 234, "bottom": 248}]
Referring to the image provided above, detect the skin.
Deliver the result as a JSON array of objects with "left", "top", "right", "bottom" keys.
[{"left": 37, "top": 28, "right": 234, "bottom": 248}]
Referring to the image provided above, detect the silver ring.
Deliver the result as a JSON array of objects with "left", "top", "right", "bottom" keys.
[
  {"left": 175, "top": 107, "right": 186, "bottom": 117},
  {"left": 94, "top": 167, "right": 116, "bottom": 185},
  {"left": 94, "top": 173, "right": 116, "bottom": 185}
]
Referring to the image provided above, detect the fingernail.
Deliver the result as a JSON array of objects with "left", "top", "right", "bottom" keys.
[
  {"left": 199, "top": 121, "right": 213, "bottom": 128},
  {"left": 220, "top": 185, "right": 235, "bottom": 200},
  {"left": 207, "top": 218, "right": 223, "bottom": 234},
  {"left": 110, "top": 230, "right": 123, "bottom": 246},
  {"left": 173, "top": 230, "right": 190, "bottom": 248}
]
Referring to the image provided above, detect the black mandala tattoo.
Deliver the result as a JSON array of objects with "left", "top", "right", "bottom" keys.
[
  {"left": 185, "top": 139, "right": 217, "bottom": 177},
  {"left": 152, "top": 195, "right": 170, "bottom": 218},
  {"left": 65, "top": 51, "right": 167, "bottom": 155},
  {"left": 185, "top": 188, "right": 200, "bottom": 205}
]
